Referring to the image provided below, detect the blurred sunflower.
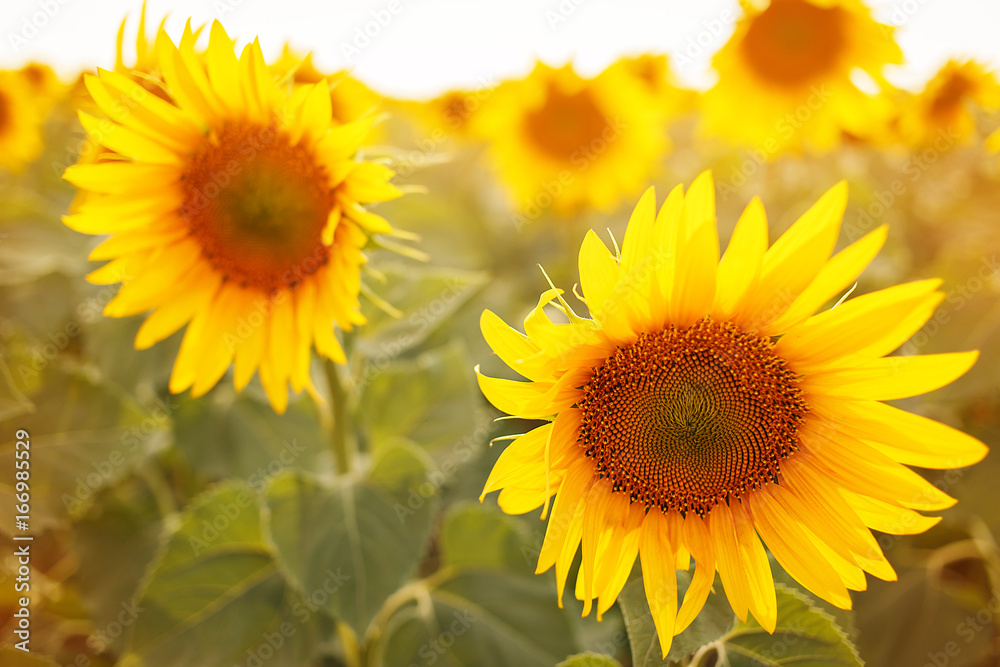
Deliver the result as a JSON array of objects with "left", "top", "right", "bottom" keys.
[
  {"left": 398, "top": 87, "right": 491, "bottom": 142},
  {"left": 18, "top": 62, "right": 63, "bottom": 110},
  {"left": 63, "top": 21, "right": 405, "bottom": 413},
  {"left": 0, "top": 70, "right": 44, "bottom": 172},
  {"left": 701, "top": 0, "right": 901, "bottom": 153},
  {"left": 476, "top": 62, "right": 666, "bottom": 217},
  {"left": 605, "top": 54, "right": 694, "bottom": 117},
  {"left": 477, "top": 173, "right": 986, "bottom": 655},
  {"left": 896, "top": 60, "right": 1000, "bottom": 147}
]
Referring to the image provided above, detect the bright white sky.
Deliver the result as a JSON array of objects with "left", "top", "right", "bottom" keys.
[{"left": 1, "top": 0, "right": 998, "bottom": 98}]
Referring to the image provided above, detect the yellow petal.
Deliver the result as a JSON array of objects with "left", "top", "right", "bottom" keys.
[
  {"left": 595, "top": 501, "right": 644, "bottom": 618},
  {"left": 536, "top": 457, "right": 595, "bottom": 575},
  {"left": 842, "top": 490, "right": 942, "bottom": 536},
  {"left": 341, "top": 162, "right": 403, "bottom": 203},
  {"left": 775, "top": 279, "right": 942, "bottom": 373},
  {"left": 811, "top": 396, "right": 988, "bottom": 469},
  {"left": 670, "top": 171, "right": 718, "bottom": 327},
  {"left": 639, "top": 507, "right": 678, "bottom": 657},
  {"left": 136, "top": 271, "right": 223, "bottom": 350},
  {"left": 233, "top": 297, "right": 269, "bottom": 391},
  {"left": 580, "top": 479, "right": 615, "bottom": 616},
  {"left": 709, "top": 501, "right": 751, "bottom": 622},
  {"left": 676, "top": 513, "right": 716, "bottom": 634},
  {"left": 290, "top": 79, "right": 334, "bottom": 145},
  {"left": 732, "top": 501, "right": 776, "bottom": 633},
  {"left": 475, "top": 367, "right": 588, "bottom": 419},
  {"left": 619, "top": 186, "right": 657, "bottom": 277},
  {"left": 766, "top": 225, "right": 888, "bottom": 334},
  {"left": 63, "top": 162, "right": 181, "bottom": 195},
  {"left": 778, "top": 460, "right": 888, "bottom": 570},
  {"left": 799, "top": 429, "right": 956, "bottom": 511},
  {"left": 741, "top": 182, "right": 847, "bottom": 331},
  {"left": 578, "top": 231, "right": 619, "bottom": 323},
  {"left": 205, "top": 21, "right": 244, "bottom": 113},
  {"left": 190, "top": 283, "right": 246, "bottom": 397},
  {"left": 481, "top": 424, "right": 553, "bottom": 498},
  {"left": 714, "top": 196, "right": 767, "bottom": 321},
  {"left": 749, "top": 490, "right": 852, "bottom": 610},
  {"left": 78, "top": 111, "right": 182, "bottom": 166},
  {"left": 806, "top": 351, "right": 978, "bottom": 401}
]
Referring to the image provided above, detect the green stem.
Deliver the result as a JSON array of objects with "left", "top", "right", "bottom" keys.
[
  {"left": 337, "top": 621, "right": 362, "bottom": 667},
  {"left": 360, "top": 569, "right": 451, "bottom": 666},
  {"left": 324, "top": 359, "right": 353, "bottom": 475}
]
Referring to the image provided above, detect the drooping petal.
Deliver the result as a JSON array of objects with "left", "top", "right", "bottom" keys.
[{"left": 639, "top": 507, "right": 678, "bottom": 657}]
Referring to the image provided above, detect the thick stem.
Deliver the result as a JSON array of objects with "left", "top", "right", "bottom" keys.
[{"left": 324, "top": 359, "right": 353, "bottom": 475}]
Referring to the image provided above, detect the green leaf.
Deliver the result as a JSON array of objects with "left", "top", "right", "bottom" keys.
[
  {"left": 439, "top": 501, "right": 530, "bottom": 571},
  {"left": 0, "top": 368, "right": 163, "bottom": 531},
  {"left": 619, "top": 571, "right": 735, "bottom": 667},
  {"left": 355, "top": 263, "right": 488, "bottom": 360},
  {"left": 557, "top": 652, "right": 624, "bottom": 667},
  {"left": 122, "top": 481, "right": 317, "bottom": 667},
  {"left": 172, "top": 390, "right": 327, "bottom": 485},
  {"left": 377, "top": 504, "right": 578, "bottom": 667},
  {"left": 73, "top": 477, "right": 166, "bottom": 655},
  {"left": 264, "top": 442, "right": 438, "bottom": 638},
  {"left": 377, "top": 570, "right": 579, "bottom": 667},
  {"left": 357, "top": 341, "right": 483, "bottom": 463},
  {"left": 0, "top": 353, "right": 33, "bottom": 422},
  {"left": 82, "top": 316, "right": 179, "bottom": 393},
  {"left": 855, "top": 540, "right": 997, "bottom": 667},
  {"left": 769, "top": 558, "right": 858, "bottom": 643},
  {"left": 704, "top": 584, "right": 862, "bottom": 667}
]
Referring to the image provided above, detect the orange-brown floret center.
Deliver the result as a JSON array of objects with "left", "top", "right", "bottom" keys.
[
  {"left": 577, "top": 318, "right": 807, "bottom": 516},
  {"left": 523, "top": 82, "right": 609, "bottom": 159},
  {"left": 929, "top": 73, "right": 975, "bottom": 118},
  {"left": 181, "top": 122, "right": 334, "bottom": 293},
  {"left": 741, "top": 0, "right": 847, "bottom": 88}
]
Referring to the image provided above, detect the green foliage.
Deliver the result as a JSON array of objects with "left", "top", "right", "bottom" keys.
[
  {"left": 621, "top": 578, "right": 862, "bottom": 667},
  {"left": 357, "top": 340, "right": 482, "bottom": 461},
  {"left": 0, "top": 366, "right": 162, "bottom": 530},
  {"left": 73, "top": 477, "right": 167, "bottom": 655},
  {"left": 704, "top": 585, "right": 862, "bottom": 667},
  {"left": 354, "top": 263, "right": 489, "bottom": 361},
  {"left": 172, "top": 390, "right": 327, "bottom": 484},
  {"left": 556, "top": 653, "right": 624, "bottom": 667},
  {"left": 619, "top": 571, "right": 734, "bottom": 667},
  {"left": 121, "top": 482, "right": 318, "bottom": 667},
  {"left": 374, "top": 503, "right": 579, "bottom": 667},
  {"left": 264, "top": 442, "right": 439, "bottom": 638}
]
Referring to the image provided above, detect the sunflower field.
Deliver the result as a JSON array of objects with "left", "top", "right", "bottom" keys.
[{"left": 1, "top": 1, "right": 999, "bottom": 666}]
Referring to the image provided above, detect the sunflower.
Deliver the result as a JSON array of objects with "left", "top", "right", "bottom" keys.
[
  {"left": 18, "top": 62, "right": 63, "bottom": 110},
  {"left": 476, "top": 172, "right": 987, "bottom": 655},
  {"left": 62, "top": 20, "right": 405, "bottom": 413},
  {"left": 896, "top": 60, "right": 1000, "bottom": 147},
  {"left": 398, "top": 87, "right": 492, "bottom": 142},
  {"left": 605, "top": 54, "right": 694, "bottom": 118},
  {"left": 700, "top": 0, "right": 901, "bottom": 154},
  {"left": 476, "top": 62, "right": 666, "bottom": 218},
  {"left": 0, "top": 70, "right": 44, "bottom": 172}
]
